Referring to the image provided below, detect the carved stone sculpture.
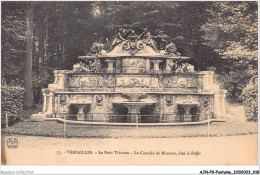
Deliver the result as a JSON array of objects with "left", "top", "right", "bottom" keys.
[
  {"left": 166, "top": 96, "right": 173, "bottom": 106},
  {"left": 165, "top": 42, "right": 181, "bottom": 55},
  {"left": 96, "top": 95, "right": 103, "bottom": 106}
]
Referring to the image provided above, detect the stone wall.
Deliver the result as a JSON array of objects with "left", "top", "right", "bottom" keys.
[{"left": 35, "top": 70, "right": 227, "bottom": 122}]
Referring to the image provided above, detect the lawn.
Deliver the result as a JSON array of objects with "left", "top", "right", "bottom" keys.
[{"left": 1, "top": 118, "right": 257, "bottom": 139}]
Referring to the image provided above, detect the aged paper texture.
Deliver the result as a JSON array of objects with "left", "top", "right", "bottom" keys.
[{"left": 1, "top": 2, "right": 258, "bottom": 173}]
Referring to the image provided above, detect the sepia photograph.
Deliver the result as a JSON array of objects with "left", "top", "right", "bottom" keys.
[{"left": 1, "top": 1, "right": 258, "bottom": 174}]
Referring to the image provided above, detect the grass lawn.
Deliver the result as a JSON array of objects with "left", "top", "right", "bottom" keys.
[
  {"left": 2, "top": 103, "right": 258, "bottom": 138},
  {"left": 1, "top": 118, "right": 257, "bottom": 139}
]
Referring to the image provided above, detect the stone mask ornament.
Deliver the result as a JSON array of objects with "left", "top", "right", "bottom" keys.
[
  {"left": 202, "top": 97, "right": 209, "bottom": 108},
  {"left": 60, "top": 95, "right": 67, "bottom": 105},
  {"left": 96, "top": 95, "right": 103, "bottom": 106},
  {"left": 166, "top": 96, "right": 173, "bottom": 106}
]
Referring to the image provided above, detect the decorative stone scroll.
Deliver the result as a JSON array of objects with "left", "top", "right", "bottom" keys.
[
  {"left": 177, "top": 78, "right": 188, "bottom": 88},
  {"left": 104, "top": 76, "right": 116, "bottom": 87},
  {"left": 165, "top": 42, "right": 181, "bottom": 56},
  {"left": 117, "top": 77, "right": 150, "bottom": 87},
  {"left": 163, "top": 77, "right": 178, "bottom": 88},
  {"left": 69, "top": 76, "right": 103, "bottom": 88},
  {"left": 164, "top": 77, "right": 197, "bottom": 88},
  {"left": 110, "top": 28, "right": 158, "bottom": 55}
]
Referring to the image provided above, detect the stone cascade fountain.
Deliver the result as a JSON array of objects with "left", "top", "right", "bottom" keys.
[{"left": 32, "top": 28, "right": 227, "bottom": 124}]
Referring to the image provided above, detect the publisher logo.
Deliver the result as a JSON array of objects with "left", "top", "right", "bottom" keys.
[{"left": 7, "top": 138, "right": 18, "bottom": 149}]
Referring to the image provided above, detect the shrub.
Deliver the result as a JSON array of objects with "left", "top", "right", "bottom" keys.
[
  {"left": 241, "top": 75, "right": 258, "bottom": 122},
  {"left": 1, "top": 85, "right": 25, "bottom": 128},
  {"left": 215, "top": 69, "right": 251, "bottom": 103}
]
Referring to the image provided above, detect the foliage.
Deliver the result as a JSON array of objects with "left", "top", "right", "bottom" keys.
[
  {"left": 90, "top": 42, "right": 105, "bottom": 54},
  {"left": 214, "top": 60, "right": 252, "bottom": 103},
  {"left": 241, "top": 75, "right": 258, "bottom": 122},
  {"left": 1, "top": 2, "right": 26, "bottom": 83},
  {"left": 1, "top": 85, "right": 25, "bottom": 128},
  {"left": 94, "top": 2, "right": 212, "bottom": 59},
  {"left": 201, "top": 1, "right": 257, "bottom": 106}
]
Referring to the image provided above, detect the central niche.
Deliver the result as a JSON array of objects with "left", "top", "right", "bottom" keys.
[
  {"left": 176, "top": 104, "right": 199, "bottom": 122},
  {"left": 140, "top": 105, "right": 156, "bottom": 123},
  {"left": 112, "top": 104, "right": 128, "bottom": 122}
]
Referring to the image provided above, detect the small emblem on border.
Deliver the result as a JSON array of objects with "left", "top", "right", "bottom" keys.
[{"left": 7, "top": 138, "right": 18, "bottom": 149}]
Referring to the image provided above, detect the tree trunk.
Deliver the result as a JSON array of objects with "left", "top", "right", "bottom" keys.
[
  {"left": 43, "top": 13, "right": 48, "bottom": 72},
  {"left": 38, "top": 5, "right": 44, "bottom": 104},
  {"left": 24, "top": 2, "right": 35, "bottom": 109}
]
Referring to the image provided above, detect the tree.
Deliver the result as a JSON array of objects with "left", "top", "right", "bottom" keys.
[
  {"left": 201, "top": 2, "right": 258, "bottom": 120},
  {"left": 24, "top": 2, "right": 35, "bottom": 109},
  {"left": 1, "top": 2, "right": 26, "bottom": 85},
  {"left": 89, "top": 1, "right": 214, "bottom": 68}
]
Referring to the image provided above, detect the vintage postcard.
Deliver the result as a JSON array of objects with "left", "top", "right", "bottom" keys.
[{"left": 1, "top": 1, "right": 258, "bottom": 174}]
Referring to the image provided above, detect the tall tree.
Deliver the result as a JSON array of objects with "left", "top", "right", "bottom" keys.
[
  {"left": 201, "top": 1, "right": 258, "bottom": 120},
  {"left": 2, "top": 2, "right": 26, "bottom": 85},
  {"left": 24, "top": 2, "right": 35, "bottom": 108},
  {"left": 201, "top": 1, "right": 257, "bottom": 100}
]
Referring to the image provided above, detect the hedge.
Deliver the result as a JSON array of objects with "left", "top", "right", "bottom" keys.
[
  {"left": 241, "top": 75, "right": 258, "bottom": 122},
  {"left": 1, "top": 85, "right": 25, "bottom": 128}
]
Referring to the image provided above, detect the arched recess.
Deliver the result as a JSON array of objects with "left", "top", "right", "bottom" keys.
[
  {"left": 190, "top": 105, "right": 199, "bottom": 122},
  {"left": 113, "top": 104, "right": 128, "bottom": 122},
  {"left": 177, "top": 105, "right": 185, "bottom": 122},
  {"left": 150, "top": 62, "right": 154, "bottom": 71},
  {"left": 140, "top": 105, "right": 156, "bottom": 123},
  {"left": 69, "top": 105, "right": 78, "bottom": 120},
  {"left": 101, "top": 59, "right": 108, "bottom": 72},
  {"left": 83, "top": 105, "right": 92, "bottom": 121},
  {"left": 159, "top": 61, "right": 164, "bottom": 71}
]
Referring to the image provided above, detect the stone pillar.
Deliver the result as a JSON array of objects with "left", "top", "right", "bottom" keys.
[
  {"left": 165, "top": 59, "right": 172, "bottom": 73},
  {"left": 76, "top": 104, "right": 86, "bottom": 121},
  {"left": 146, "top": 58, "right": 150, "bottom": 72},
  {"left": 42, "top": 89, "right": 54, "bottom": 115},
  {"left": 219, "top": 90, "right": 227, "bottom": 116},
  {"left": 49, "top": 70, "right": 69, "bottom": 90},
  {"left": 92, "top": 95, "right": 107, "bottom": 122},
  {"left": 150, "top": 60, "right": 163, "bottom": 72},
  {"left": 59, "top": 73, "right": 66, "bottom": 89},
  {"left": 197, "top": 74, "right": 203, "bottom": 93},
  {"left": 125, "top": 105, "right": 145, "bottom": 123},
  {"left": 159, "top": 95, "right": 164, "bottom": 122},
  {"left": 214, "top": 93, "right": 221, "bottom": 118},
  {"left": 201, "top": 71, "right": 214, "bottom": 92},
  {"left": 63, "top": 74, "right": 69, "bottom": 91},
  {"left": 116, "top": 58, "right": 121, "bottom": 73},
  {"left": 96, "top": 58, "right": 101, "bottom": 72},
  {"left": 55, "top": 94, "right": 69, "bottom": 119},
  {"left": 214, "top": 90, "right": 227, "bottom": 119},
  {"left": 105, "top": 59, "right": 116, "bottom": 73}
]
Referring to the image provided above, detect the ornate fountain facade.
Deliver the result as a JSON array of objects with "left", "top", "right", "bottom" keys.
[{"left": 32, "top": 29, "right": 227, "bottom": 124}]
